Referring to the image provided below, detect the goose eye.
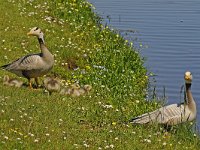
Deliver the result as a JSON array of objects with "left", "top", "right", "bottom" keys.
[{"left": 34, "top": 27, "right": 39, "bottom": 31}]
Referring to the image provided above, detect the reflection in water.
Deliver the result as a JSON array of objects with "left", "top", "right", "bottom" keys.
[{"left": 89, "top": 0, "right": 200, "bottom": 126}]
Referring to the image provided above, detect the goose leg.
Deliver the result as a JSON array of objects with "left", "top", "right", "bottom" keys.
[
  {"left": 35, "top": 77, "right": 40, "bottom": 88},
  {"left": 28, "top": 78, "right": 33, "bottom": 89}
]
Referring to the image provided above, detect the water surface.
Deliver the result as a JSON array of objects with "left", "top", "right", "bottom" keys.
[{"left": 89, "top": 0, "right": 200, "bottom": 126}]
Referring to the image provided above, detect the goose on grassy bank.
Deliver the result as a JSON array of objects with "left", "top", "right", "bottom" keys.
[
  {"left": 130, "top": 71, "right": 196, "bottom": 126},
  {"left": 1, "top": 27, "right": 54, "bottom": 88}
]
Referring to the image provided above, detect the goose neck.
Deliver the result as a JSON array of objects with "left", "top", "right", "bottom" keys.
[{"left": 185, "top": 83, "right": 196, "bottom": 110}]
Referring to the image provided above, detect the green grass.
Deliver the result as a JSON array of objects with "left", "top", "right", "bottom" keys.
[{"left": 0, "top": 0, "right": 199, "bottom": 149}]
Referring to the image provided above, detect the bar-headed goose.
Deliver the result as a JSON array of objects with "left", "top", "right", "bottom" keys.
[
  {"left": 130, "top": 71, "right": 196, "bottom": 126},
  {"left": 44, "top": 77, "right": 61, "bottom": 95},
  {"left": 1, "top": 27, "right": 54, "bottom": 88}
]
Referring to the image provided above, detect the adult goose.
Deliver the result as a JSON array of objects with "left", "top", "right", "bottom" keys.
[
  {"left": 130, "top": 71, "right": 196, "bottom": 126},
  {"left": 1, "top": 27, "right": 54, "bottom": 88}
]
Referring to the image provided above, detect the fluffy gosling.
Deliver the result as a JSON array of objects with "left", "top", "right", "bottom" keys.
[
  {"left": 3, "top": 75, "right": 23, "bottom": 88},
  {"left": 43, "top": 77, "right": 61, "bottom": 95}
]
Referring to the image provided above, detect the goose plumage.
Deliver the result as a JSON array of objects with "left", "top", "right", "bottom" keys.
[
  {"left": 130, "top": 71, "right": 196, "bottom": 126},
  {"left": 1, "top": 27, "right": 54, "bottom": 88}
]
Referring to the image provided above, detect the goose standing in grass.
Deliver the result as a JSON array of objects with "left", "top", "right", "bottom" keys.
[
  {"left": 3, "top": 75, "right": 23, "bottom": 88},
  {"left": 130, "top": 71, "right": 196, "bottom": 126},
  {"left": 44, "top": 77, "right": 61, "bottom": 95},
  {"left": 1, "top": 27, "right": 54, "bottom": 88}
]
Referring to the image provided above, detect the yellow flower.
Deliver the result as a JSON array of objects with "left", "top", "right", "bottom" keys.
[
  {"left": 85, "top": 65, "right": 91, "bottom": 70},
  {"left": 112, "top": 122, "right": 117, "bottom": 126}
]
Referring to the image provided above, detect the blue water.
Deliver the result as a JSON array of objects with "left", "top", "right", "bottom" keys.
[{"left": 89, "top": 0, "right": 200, "bottom": 126}]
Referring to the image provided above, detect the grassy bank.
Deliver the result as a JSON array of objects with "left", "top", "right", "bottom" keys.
[{"left": 0, "top": 0, "right": 199, "bottom": 149}]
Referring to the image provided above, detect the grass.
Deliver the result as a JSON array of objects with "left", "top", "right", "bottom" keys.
[{"left": 0, "top": 0, "right": 199, "bottom": 149}]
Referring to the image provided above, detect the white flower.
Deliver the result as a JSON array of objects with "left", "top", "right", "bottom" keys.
[
  {"left": 46, "top": 133, "right": 50, "bottom": 136},
  {"left": 163, "top": 142, "right": 167, "bottom": 146},
  {"left": 34, "top": 138, "right": 39, "bottom": 143}
]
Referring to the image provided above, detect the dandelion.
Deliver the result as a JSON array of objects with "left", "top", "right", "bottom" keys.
[
  {"left": 136, "top": 100, "right": 140, "bottom": 104},
  {"left": 85, "top": 65, "right": 91, "bottom": 70},
  {"left": 112, "top": 122, "right": 117, "bottom": 126}
]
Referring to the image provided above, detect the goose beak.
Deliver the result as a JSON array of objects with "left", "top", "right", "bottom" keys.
[
  {"left": 185, "top": 75, "right": 192, "bottom": 82},
  {"left": 27, "top": 32, "right": 32, "bottom": 36}
]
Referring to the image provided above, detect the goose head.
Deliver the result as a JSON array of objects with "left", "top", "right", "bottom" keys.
[
  {"left": 83, "top": 84, "right": 92, "bottom": 92},
  {"left": 70, "top": 83, "right": 80, "bottom": 89},
  {"left": 27, "top": 27, "right": 44, "bottom": 38},
  {"left": 3, "top": 75, "right": 10, "bottom": 83},
  {"left": 184, "top": 71, "right": 192, "bottom": 84}
]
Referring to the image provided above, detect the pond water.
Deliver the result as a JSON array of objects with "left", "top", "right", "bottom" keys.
[{"left": 89, "top": 0, "right": 200, "bottom": 126}]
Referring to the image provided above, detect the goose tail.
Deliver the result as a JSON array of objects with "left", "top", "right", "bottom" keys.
[
  {"left": 0, "top": 63, "right": 11, "bottom": 69},
  {"left": 130, "top": 111, "right": 159, "bottom": 124}
]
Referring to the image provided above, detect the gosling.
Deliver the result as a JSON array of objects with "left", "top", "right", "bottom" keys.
[
  {"left": 43, "top": 77, "right": 60, "bottom": 95},
  {"left": 3, "top": 75, "right": 23, "bottom": 88}
]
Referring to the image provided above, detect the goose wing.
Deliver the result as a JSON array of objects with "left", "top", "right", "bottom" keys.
[
  {"left": 2, "top": 53, "right": 43, "bottom": 71},
  {"left": 130, "top": 104, "right": 189, "bottom": 125}
]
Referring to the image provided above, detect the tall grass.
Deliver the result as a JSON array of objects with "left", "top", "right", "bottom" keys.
[{"left": 0, "top": 0, "right": 199, "bottom": 149}]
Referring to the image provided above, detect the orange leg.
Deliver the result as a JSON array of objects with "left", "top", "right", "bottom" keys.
[{"left": 28, "top": 79, "right": 33, "bottom": 89}]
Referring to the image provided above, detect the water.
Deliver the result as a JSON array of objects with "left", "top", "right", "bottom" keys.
[{"left": 89, "top": 0, "right": 200, "bottom": 126}]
